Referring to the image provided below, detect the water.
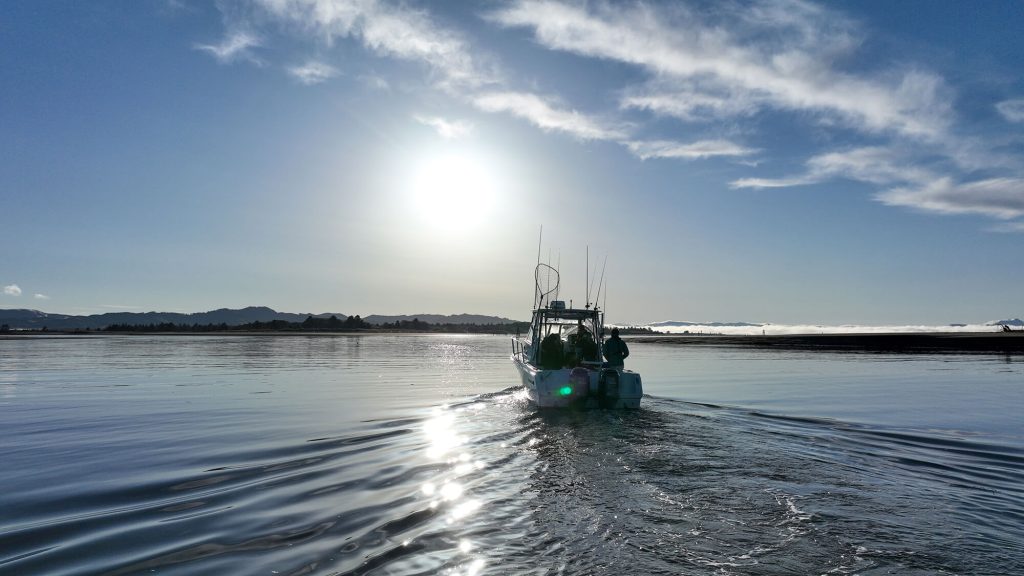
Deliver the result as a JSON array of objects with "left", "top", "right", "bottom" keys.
[{"left": 1, "top": 334, "right": 1022, "bottom": 575}]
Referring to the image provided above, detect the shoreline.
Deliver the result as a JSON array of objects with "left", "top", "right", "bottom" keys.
[
  {"left": 5, "top": 330, "right": 1024, "bottom": 353},
  {"left": 0, "top": 330, "right": 514, "bottom": 339},
  {"left": 625, "top": 332, "right": 1024, "bottom": 353}
]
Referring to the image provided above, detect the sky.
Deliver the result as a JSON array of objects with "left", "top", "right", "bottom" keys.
[{"left": 2, "top": 0, "right": 1023, "bottom": 325}]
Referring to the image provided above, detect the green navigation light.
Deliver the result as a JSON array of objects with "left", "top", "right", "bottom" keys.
[{"left": 558, "top": 386, "right": 573, "bottom": 396}]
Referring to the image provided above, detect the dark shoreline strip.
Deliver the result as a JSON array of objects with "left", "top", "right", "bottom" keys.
[{"left": 627, "top": 332, "right": 1024, "bottom": 353}]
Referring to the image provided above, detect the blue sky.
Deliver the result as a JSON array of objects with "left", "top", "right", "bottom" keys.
[{"left": 2, "top": 0, "right": 1023, "bottom": 325}]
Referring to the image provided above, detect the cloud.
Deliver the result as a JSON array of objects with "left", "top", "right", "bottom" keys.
[
  {"left": 286, "top": 60, "right": 339, "bottom": 84},
  {"left": 488, "top": 0, "right": 951, "bottom": 140},
  {"left": 627, "top": 139, "right": 757, "bottom": 160},
  {"left": 731, "top": 175, "right": 816, "bottom": 189},
  {"left": 253, "top": 0, "right": 498, "bottom": 90},
  {"left": 3, "top": 284, "right": 22, "bottom": 296},
  {"left": 996, "top": 99, "right": 1024, "bottom": 123},
  {"left": 33, "top": 293, "right": 50, "bottom": 300},
  {"left": 472, "top": 91, "right": 626, "bottom": 140},
  {"left": 734, "top": 144, "right": 1024, "bottom": 219},
  {"left": 876, "top": 177, "right": 1024, "bottom": 220},
  {"left": 989, "top": 221, "right": 1024, "bottom": 233},
  {"left": 194, "top": 29, "right": 261, "bottom": 64},
  {"left": 198, "top": 0, "right": 1022, "bottom": 231},
  {"left": 621, "top": 85, "right": 762, "bottom": 122},
  {"left": 209, "top": 2, "right": 781, "bottom": 167},
  {"left": 731, "top": 146, "right": 925, "bottom": 189},
  {"left": 359, "top": 73, "right": 390, "bottom": 91},
  {"left": 161, "top": 0, "right": 194, "bottom": 14},
  {"left": 415, "top": 115, "right": 473, "bottom": 139},
  {"left": 732, "top": 146, "right": 1024, "bottom": 221}
]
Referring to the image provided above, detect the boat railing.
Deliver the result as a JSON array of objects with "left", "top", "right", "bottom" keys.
[{"left": 511, "top": 336, "right": 526, "bottom": 361}]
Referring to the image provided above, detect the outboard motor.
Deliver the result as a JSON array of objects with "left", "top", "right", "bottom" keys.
[
  {"left": 598, "top": 369, "right": 620, "bottom": 409},
  {"left": 566, "top": 367, "right": 591, "bottom": 406}
]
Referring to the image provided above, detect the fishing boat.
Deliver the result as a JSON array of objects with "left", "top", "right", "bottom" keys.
[{"left": 511, "top": 262, "right": 643, "bottom": 409}]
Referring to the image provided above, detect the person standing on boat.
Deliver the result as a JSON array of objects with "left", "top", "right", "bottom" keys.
[{"left": 603, "top": 327, "right": 629, "bottom": 369}]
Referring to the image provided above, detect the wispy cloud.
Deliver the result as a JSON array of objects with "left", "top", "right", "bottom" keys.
[
  {"left": 194, "top": 29, "right": 261, "bottom": 64},
  {"left": 732, "top": 146, "right": 1024, "bottom": 220},
  {"left": 200, "top": 0, "right": 1019, "bottom": 229},
  {"left": 487, "top": 0, "right": 952, "bottom": 140},
  {"left": 287, "top": 60, "right": 339, "bottom": 84},
  {"left": 989, "top": 221, "right": 1024, "bottom": 233},
  {"left": 731, "top": 175, "right": 814, "bottom": 189},
  {"left": 996, "top": 99, "right": 1024, "bottom": 123},
  {"left": 3, "top": 284, "right": 22, "bottom": 296},
  {"left": 359, "top": 73, "right": 390, "bottom": 91},
  {"left": 732, "top": 147, "right": 933, "bottom": 189},
  {"left": 627, "top": 139, "right": 757, "bottom": 160},
  {"left": 210, "top": 2, "right": 757, "bottom": 161},
  {"left": 621, "top": 85, "right": 761, "bottom": 122},
  {"left": 473, "top": 91, "right": 626, "bottom": 140},
  {"left": 876, "top": 177, "right": 1024, "bottom": 220},
  {"left": 252, "top": 0, "right": 498, "bottom": 90},
  {"left": 33, "top": 293, "right": 50, "bottom": 300},
  {"left": 415, "top": 115, "right": 473, "bottom": 139},
  {"left": 160, "top": 0, "right": 195, "bottom": 15}
]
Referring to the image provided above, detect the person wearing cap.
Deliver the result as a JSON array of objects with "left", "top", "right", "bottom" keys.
[{"left": 602, "top": 327, "right": 629, "bottom": 369}]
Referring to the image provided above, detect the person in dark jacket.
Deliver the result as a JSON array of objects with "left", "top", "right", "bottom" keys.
[{"left": 602, "top": 327, "right": 629, "bottom": 369}]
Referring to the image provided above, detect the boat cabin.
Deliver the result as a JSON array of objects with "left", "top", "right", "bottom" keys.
[{"left": 515, "top": 301, "right": 604, "bottom": 370}]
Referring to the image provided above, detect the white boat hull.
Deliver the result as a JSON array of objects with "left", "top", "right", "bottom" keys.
[{"left": 512, "top": 354, "right": 643, "bottom": 409}]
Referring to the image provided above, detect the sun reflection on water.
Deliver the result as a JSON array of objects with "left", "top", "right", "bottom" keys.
[
  {"left": 424, "top": 410, "right": 465, "bottom": 459},
  {"left": 439, "top": 481, "right": 463, "bottom": 501},
  {"left": 448, "top": 498, "right": 482, "bottom": 522},
  {"left": 419, "top": 403, "right": 490, "bottom": 571}
]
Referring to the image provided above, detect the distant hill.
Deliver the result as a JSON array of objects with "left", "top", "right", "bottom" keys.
[
  {"left": 0, "top": 307, "right": 347, "bottom": 330},
  {"left": 0, "top": 307, "right": 520, "bottom": 330},
  {"left": 989, "top": 318, "right": 1024, "bottom": 326},
  {"left": 648, "top": 320, "right": 763, "bottom": 328},
  {"left": 364, "top": 313, "right": 519, "bottom": 325}
]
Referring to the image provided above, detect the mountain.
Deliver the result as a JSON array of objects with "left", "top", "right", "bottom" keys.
[
  {"left": 0, "top": 307, "right": 348, "bottom": 330},
  {"left": 648, "top": 320, "right": 764, "bottom": 328},
  {"left": 0, "top": 309, "right": 75, "bottom": 328},
  {"left": 989, "top": 318, "right": 1024, "bottom": 326},
  {"left": 364, "top": 313, "right": 519, "bottom": 325},
  {"left": 0, "top": 307, "right": 519, "bottom": 330}
]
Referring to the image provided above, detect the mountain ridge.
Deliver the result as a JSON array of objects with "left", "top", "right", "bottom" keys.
[{"left": 0, "top": 307, "right": 517, "bottom": 330}]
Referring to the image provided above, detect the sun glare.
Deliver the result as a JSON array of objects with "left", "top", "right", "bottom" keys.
[{"left": 410, "top": 152, "right": 497, "bottom": 232}]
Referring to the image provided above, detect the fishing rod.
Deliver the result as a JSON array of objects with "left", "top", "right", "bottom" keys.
[
  {"left": 534, "top": 225, "right": 543, "bottom": 309},
  {"left": 555, "top": 251, "right": 561, "bottom": 301},
  {"left": 593, "top": 256, "right": 607, "bottom": 309},
  {"left": 585, "top": 245, "right": 590, "bottom": 308}
]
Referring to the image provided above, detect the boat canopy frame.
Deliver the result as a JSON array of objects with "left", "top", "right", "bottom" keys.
[
  {"left": 512, "top": 261, "right": 607, "bottom": 368},
  {"left": 516, "top": 305, "right": 605, "bottom": 368}
]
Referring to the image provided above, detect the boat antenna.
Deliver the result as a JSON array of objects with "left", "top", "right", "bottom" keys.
[
  {"left": 534, "top": 225, "right": 543, "bottom": 309},
  {"left": 600, "top": 280, "right": 608, "bottom": 330},
  {"left": 594, "top": 256, "right": 608, "bottom": 309},
  {"left": 556, "top": 251, "right": 561, "bottom": 301},
  {"left": 585, "top": 245, "right": 590, "bottom": 309},
  {"left": 588, "top": 247, "right": 601, "bottom": 309},
  {"left": 546, "top": 247, "right": 552, "bottom": 301}
]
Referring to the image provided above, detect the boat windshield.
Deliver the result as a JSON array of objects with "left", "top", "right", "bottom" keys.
[{"left": 529, "top": 308, "right": 602, "bottom": 344}]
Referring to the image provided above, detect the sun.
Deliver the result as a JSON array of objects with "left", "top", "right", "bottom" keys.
[{"left": 410, "top": 152, "right": 497, "bottom": 232}]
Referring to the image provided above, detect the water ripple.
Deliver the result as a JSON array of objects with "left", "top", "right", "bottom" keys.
[{"left": 2, "top": 335, "right": 1023, "bottom": 574}]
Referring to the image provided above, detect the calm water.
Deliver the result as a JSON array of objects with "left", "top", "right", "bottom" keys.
[{"left": 1, "top": 334, "right": 1022, "bottom": 575}]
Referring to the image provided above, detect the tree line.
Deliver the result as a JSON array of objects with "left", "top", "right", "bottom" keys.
[{"left": 103, "top": 315, "right": 531, "bottom": 334}]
